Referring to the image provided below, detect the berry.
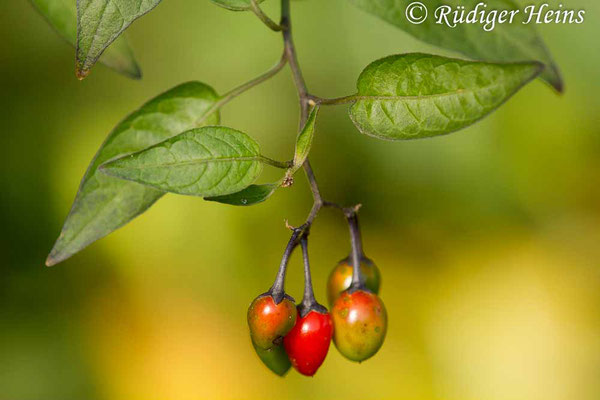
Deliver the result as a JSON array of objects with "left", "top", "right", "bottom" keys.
[
  {"left": 332, "top": 289, "right": 387, "bottom": 362},
  {"left": 247, "top": 294, "right": 297, "bottom": 350},
  {"left": 327, "top": 256, "right": 380, "bottom": 306},
  {"left": 283, "top": 308, "right": 333, "bottom": 376},
  {"left": 252, "top": 340, "right": 291, "bottom": 376}
]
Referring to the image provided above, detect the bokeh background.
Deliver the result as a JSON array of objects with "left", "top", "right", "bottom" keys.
[{"left": 1, "top": 0, "right": 599, "bottom": 399}]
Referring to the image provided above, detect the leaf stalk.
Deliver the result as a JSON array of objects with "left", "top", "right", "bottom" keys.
[{"left": 250, "top": 0, "right": 283, "bottom": 31}]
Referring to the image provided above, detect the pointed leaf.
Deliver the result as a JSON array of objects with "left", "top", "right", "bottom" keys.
[
  {"left": 348, "top": 0, "right": 562, "bottom": 91},
  {"left": 30, "top": 0, "right": 141, "bottom": 78},
  {"left": 206, "top": 183, "right": 279, "bottom": 206},
  {"left": 349, "top": 53, "right": 542, "bottom": 140},
  {"left": 210, "top": 0, "right": 265, "bottom": 11},
  {"left": 293, "top": 106, "right": 318, "bottom": 169},
  {"left": 100, "top": 127, "right": 267, "bottom": 197},
  {"left": 47, "top": 82, "right": 219, "bottom": 266},
  {"left": 76, "top": 0, "right": 162, "bottom": 79}
]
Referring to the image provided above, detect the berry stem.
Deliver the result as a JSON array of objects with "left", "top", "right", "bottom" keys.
[
  {"left": 269, "top": 228, "right": 302, "bottom": 303},
  {"left": 298, "top": 235, "right": 327, "bottom": 317},
  {"left": 346, "top": 209, "right": 366, "bottom": 291}
]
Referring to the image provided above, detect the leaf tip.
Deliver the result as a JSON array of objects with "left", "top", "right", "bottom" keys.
[
  {"left": 549, "top": 68, "right": 565, "bottom": 94},
  {"left": 531, "top": 61, "right": 564, "bottom": 94},
  {"left": 45, "top": 236, "right": 69, "bottom": 267},
  {"left": 129, "top": 62, "right": 143, "bottom": 80},
  {"left": 45, "top": 250, "right": 61, "bottom": 267},
  {"left": 76, "top": 67, "right": 90, "bottom": 81},
  {"left": 538, "top": 61, "right": 564, "bottom": 94}
]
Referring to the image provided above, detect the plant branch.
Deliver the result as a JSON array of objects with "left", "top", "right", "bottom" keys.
[
  {"left": 250, "top": 0, "right": 283, "bottom": 31},
  {"left": 280, "top": 0, "right": 327, "bottom": 230}
]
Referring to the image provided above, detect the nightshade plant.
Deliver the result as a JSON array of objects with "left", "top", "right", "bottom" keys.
[{"left": 31, "top": 0, "right": 562, "bottom": 376}]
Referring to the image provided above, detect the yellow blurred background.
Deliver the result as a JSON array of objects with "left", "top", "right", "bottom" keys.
[{"left": 1, "top": 0, "right": 599, "bottom": 399}]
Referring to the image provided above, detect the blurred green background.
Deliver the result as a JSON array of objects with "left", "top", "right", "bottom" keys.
[{"left": 1, "top": 0, "right": 599, "bottom": 399}]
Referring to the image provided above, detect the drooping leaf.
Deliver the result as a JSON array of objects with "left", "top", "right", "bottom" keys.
[
  {"left": 206, "top": 183, "right": 279, "bottom": 206},
  {"left": 349, "top": 53, "right": 542, "bottom": 140},
  {"left": 348, "top": 0, "right": 562, "bottom": 92},
  {"left": 76, "top": 0, "right": 162, "bottom": 79},
  {"left": 46, "top": 82, "right": 219, "bottom": 266},
  {"left": 293, "top": 106, "right": 318, "bottom": 169},
  {"left": 30, "top": 0, "right": 141, "bottom": 78},
  {"left": 100, "top": 127, "right": 268, "bottom": 197},
  {"left": 210, "top": 0, "right": 265, "bottom": 11}
]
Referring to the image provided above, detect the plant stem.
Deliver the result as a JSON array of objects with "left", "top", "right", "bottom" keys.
[
  {"left": 280, "top": 0, "right": 326, "bottom": 230},
  {"left": 250, "top": 0, "right": 283, "bottom": 31}
]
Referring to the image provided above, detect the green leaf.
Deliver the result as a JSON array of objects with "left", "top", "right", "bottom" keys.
[
  {"left": 30, "top": 0, "right": 141, "bottom": 78},
  {"left": 206, "top": 183, "right": 279, "bottom": 206},
  {"left": 46, "top": 82, "right": 219, "bottom": 266},
  {"left": 76, "top": 0, "right": 162, "bottom": 79},
  {"left": 100, "top": 127, "right": 267, "bottom": 197},
  {"left": 348, "top": 0, "right": 562, "bottom": 92},
  {"left": 210, "top": 0, "right": 265, "bottom": 11},
  {"left": 293, "top": 106, "right": 318, "bottom": 169},
  {"left": 349, "top": 53, "right": 542, "bottom": 140}
]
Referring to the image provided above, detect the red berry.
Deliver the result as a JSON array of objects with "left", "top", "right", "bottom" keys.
[
  {"left": 283, "top": 308, "right": 333, "bottom": 376},
  {"left": 248, "top": 294, "right": 297, "bottom": 350}
]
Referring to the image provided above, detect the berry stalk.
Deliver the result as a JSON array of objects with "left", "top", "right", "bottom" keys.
[
  {"left": 345, "top": 210, "right": 366, "bottom": 292},
  {"left": 269, "top": 228, "right": 302, "bottom": 304},
  {"left": 298, "top": 235, "right": 327, "bottom": 317}
]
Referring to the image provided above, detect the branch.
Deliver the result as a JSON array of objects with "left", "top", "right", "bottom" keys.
[{"left": 280, "top": 0, "right": 326, "bottom": 229}]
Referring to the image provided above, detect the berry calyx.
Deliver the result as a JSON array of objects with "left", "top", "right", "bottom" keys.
[
  {"left": 332, "top": 289, "right": 387, "bottom": 362},
  {"left": 327, "top": 256, "right": 380, "bottom": 306},
  {"left": 284, "top": 308, "right": 333, "bottom": 376},
  {"left": 252, "top": 340, "right": 291, "bottom": 376},
  {"left": 248, "top": 293, "right": 297, "bottom": 350}
]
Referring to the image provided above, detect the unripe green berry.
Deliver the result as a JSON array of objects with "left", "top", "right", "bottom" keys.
[
  {"left": 327, "top": 257, "right": 380, "bottom": 306},
  {"left": 332, "top": 289, "right": 387, "bottom": 362}
]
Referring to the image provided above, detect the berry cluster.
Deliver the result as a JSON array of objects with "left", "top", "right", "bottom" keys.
[{"left": 247, "top": 210, "right": 387, "bottom": 376}]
